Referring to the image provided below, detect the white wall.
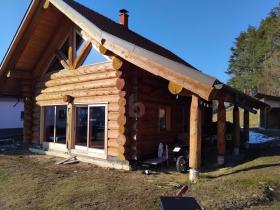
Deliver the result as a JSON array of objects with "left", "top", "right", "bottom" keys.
[{"left": 0, "top": 98, "right": 24, "bottom": 129}]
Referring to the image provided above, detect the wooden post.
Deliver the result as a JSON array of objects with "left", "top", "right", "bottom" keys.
[
  {"left": 22, "top": 80, "right": 33, "bottom": 144},
  {"left": 189, "top": 95, "right": 202, "bottom": 183},
  {"left": 66, "top": 102, "right": 74, "bottom": 150},
  {"left": 233, "top": 105, "right": 240, "bottom": 155},
  {"left": 217, "top": 100, "right": 226, "bottom": 165},
  {"left": 243, "top": 110, "right": 249, "bottom": 149}
]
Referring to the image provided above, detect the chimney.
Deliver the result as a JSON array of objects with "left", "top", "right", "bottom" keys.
[{"left": 119, "top": 9, "right": 129, "bottom": 28}]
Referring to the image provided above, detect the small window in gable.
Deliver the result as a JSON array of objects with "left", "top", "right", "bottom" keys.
[
  {"left": 47, "top": 56, "right": 64, "bottom": 73},
  {"left": 59, "top": 37, "right": 70, "bottom": 61}
]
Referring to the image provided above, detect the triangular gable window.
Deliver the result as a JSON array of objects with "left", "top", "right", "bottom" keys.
[
  {"left": 81, "top": 47, "right": 108, "bottom": 66},
  {"left": 46, "top": 29, "right": 109, "bottom": 74},
  {"left": 47, "top": 56, "right": 64, "bottom": 73},
  {"left": 74, "top": 31, "right": 108, "bottom": 67}
]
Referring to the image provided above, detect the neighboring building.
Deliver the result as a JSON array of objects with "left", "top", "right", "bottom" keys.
[
  {"left": 0, "top": 0, "right": 267, "bottom": 181},
  {"left": 0, "top": 97, "right": 23, "bottom": 142},
  {"left": 255, "top": 93, "right": 280, "bottom": 129}
]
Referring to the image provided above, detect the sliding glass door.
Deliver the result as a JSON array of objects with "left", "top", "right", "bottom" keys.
[
  {"left": 44, "top": 105, "right": 67, "bottom": 144},
  {"left": 75, "top": 104, "right": 107, "bottom": 153}
]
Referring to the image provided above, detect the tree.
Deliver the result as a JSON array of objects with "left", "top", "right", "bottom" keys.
[{"left": 226, "top": 3, "right": 280, "bottom": 96}]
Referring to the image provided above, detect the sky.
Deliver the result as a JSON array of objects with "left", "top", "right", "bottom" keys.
[{"left": 0, "top": 0, "right": 278, "bottom": 83}]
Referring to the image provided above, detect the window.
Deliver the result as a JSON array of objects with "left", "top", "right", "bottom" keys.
[
  {"left": 159, "top": 107, "right": 171, "bottom": 132},
  {"left": 75, "top": 105, "right": 107, "bottom": 151},
  {"left": 47, "top": 56, "right": 64, "bottom": 73},
  {"left": 74, "top": 31, "right": 108, "bottom": 66},
  {"left": 44, "top": 105, "right": 67, "bottom": 144}
]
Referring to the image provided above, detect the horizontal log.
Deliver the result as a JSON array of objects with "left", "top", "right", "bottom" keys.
[
  {"left": 43, "top": 70, "right": 117, "bottom": 87},
  {"left": 116, "top": 78, "right": 125, "bottom": 90},
  {"left": 119, "top": 125, "right": 125, "bottom": 135},
  {"left": 108, "top": 139, "right": 118, "bottom": 148},
  {"left": 44, "top": 62, "right": 113, "bottom": 80},
  {"left": 108, "top": 112, "right": 119, "bottom": 121},
  {"left": 41, "top": 78, "right": 118, "bottom": 94},
  {"left": 117, "top": 134, "right": 126, "bottom": 146},
  {"left": 117, "top": 153, "right": 126, "bottom": 160},
  {"left": 108, "top": 103, "right": 125, "bottom": 113},
  {"left": 112, "top": 57, "right": 123, "bottom": 70},
  {"left": 108, "top": 121, "right": 119, "bottom": 129},
  {"left": 117, "top": 115, "right": 126, "bottom": 126},
  {"left": 36, "top": 97, "right": 120, "bottom": 106},
  {"left": 108, "top": 147, "right": 118, "bottom": 157},
  {"left": 108, "top": 129, "right": 119, "bottom": 139},
  {"left": 118, "top": 146, "right": 125, "bottom": 155},
  {"left": 36, "top": 89, "right": 121, "bottom": 101}
]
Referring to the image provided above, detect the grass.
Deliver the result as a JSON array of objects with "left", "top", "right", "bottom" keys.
[{"left": 0, "top": 142, "right": 279, "bottom": 210}]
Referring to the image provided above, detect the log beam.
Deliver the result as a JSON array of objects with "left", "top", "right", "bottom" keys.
[
  {"left": 243, "top": 110, "right": 249, "bottom": 149},
  {"left": 189, "top": 95, "right": 202, "bottom": 182},
  {"left": 233, "top": 105, "right": 240, "bottom": 155},
  {"left": 66, "top": 102, "right": 74, "bottom": 149},
  {"left": 217, "top": 100, "right": 226, "bottom": 165}
]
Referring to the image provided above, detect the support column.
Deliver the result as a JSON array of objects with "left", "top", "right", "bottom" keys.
[
  {"left": 22, "top": 80, "right": 33, "bottom": 144},
  {"left": 189, "top": 95, "right": 202, "bottom": 183},
  {"left": 233, "top": 105, "right": 240, "bottom": 155},
  {"left": 243, "top": 110, "right": 249, "bottom": 149},
  {"left": 64, "top": 95, "right": 74, "bottom": 150},
  {"left": 217, "top": 100, "right": 226, "bottom": 165}
]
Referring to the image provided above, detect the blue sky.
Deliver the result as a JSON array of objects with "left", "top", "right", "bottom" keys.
[{"left": 0, "top": 0, "right": 278, "bottom": 83}]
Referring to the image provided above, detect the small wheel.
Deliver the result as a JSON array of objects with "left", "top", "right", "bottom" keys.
[{"left": 176, "top": 156, "right": 188, "bottom": 173}]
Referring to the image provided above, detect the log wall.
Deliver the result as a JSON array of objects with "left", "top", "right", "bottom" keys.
[
  {"left": 127, "top": 66, "right": 191, "bottom": 159},
  {"left": 31, "top": 62, "right": 124, "bottom": 158}
]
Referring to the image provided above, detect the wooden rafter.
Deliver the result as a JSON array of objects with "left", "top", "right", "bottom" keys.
[
  {"left": 56, "top": 51, "right": 69, "bottom": 70},
  {"left": 73, "top": 40, "right": 92, "bottom": 69},
  {"left": 68, "top": 28, "right": 75, "bottom": 70},
  {"left": 34, "top": 18, "right": 72, "bottom": 78}
]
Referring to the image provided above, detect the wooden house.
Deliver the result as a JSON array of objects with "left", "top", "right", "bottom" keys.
[
  {"left": 255, "top": 93, "right": 280, "bottom": 129},
  {"left": 0, "top": 0, "right": 267, "bottom": 181}
]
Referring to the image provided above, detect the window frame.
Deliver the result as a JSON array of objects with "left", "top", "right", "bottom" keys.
[
  {"left": 158, "top": 106, "right": 171, "bottom": 132},
  {"left": 73, "top": 102, "right": 108, "bottom": 159}
]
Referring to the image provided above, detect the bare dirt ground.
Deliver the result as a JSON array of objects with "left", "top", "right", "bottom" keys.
[{"left": 0, "top": 141, "right": 279, "bottom": 210}]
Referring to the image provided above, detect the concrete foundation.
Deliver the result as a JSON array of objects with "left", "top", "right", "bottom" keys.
[{"left": 29, "top": 147, "right": 131, "bottom": 170}]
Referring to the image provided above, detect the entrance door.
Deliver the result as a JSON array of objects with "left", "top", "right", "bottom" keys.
[{"left": 75, "top": 104, "right": 107, "bottom": 156}]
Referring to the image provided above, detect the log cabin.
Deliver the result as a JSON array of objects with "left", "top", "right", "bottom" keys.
[{"left": 0, "top": 0, "right": 267, "bottom": 181}]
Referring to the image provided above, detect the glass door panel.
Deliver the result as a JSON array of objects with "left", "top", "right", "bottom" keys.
[
  {"left": 89, "top": 106, "right": 105, "bottom": 150},
  {"left": 75, "top": 107, "right": 88, "bottom": 147},
  {"left": 55, "top": 106, "right": 67, "bottom": 144},
  {"left": 44, "top": 106, "right": 55, "bottom": 142}
]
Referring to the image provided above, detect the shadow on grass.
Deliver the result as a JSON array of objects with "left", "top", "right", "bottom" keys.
[{"left": 203, "top": 162, "right": 280, "bottom": 179}]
